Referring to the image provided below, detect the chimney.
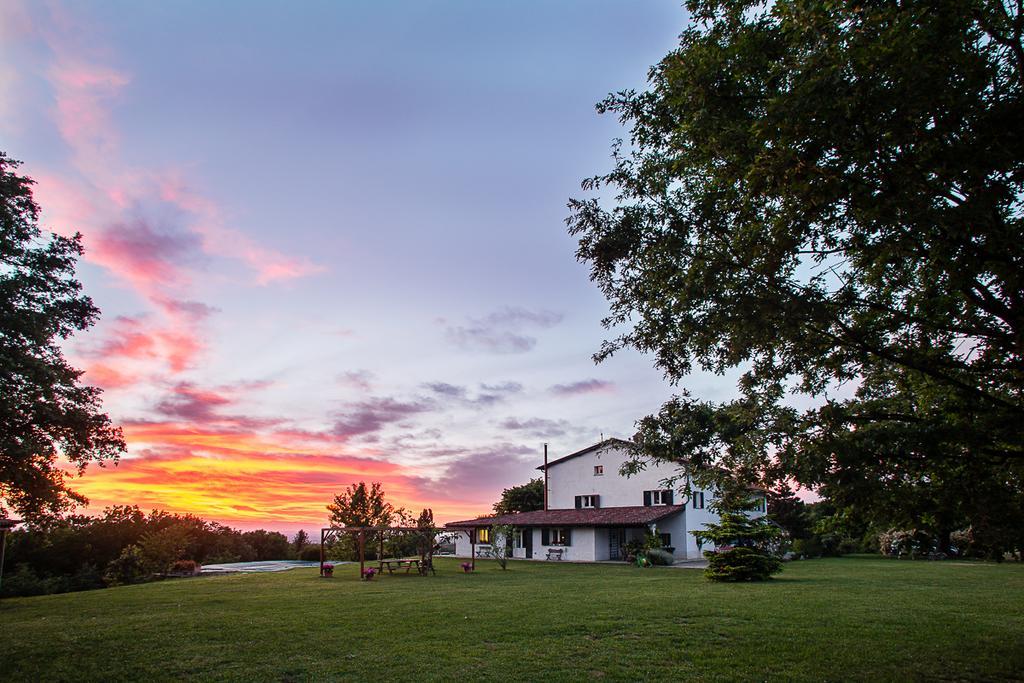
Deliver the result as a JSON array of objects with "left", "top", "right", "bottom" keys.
[{"left": 543, "top": 443, "right": 549, "bottom": 511}]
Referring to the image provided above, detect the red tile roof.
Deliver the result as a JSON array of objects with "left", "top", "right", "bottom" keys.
[{"left": 445, "top": 504, "right": 684, "bottom": 528}]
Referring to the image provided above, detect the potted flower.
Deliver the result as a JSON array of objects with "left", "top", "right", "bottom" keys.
[
  {"left": 322, "top": 563, "right": 334, "bottom": 577},
  {"left": 460, "top": 562, "right": 473, "bottom": 573},
  {"left": 362, "top": 567, "right": 377, "bottom": 581}
]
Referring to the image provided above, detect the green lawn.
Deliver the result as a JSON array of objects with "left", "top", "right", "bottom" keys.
[{"left": 2, "top": 557, "right": 1022, "bottom": 682}]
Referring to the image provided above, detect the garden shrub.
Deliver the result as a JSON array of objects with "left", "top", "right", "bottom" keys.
[
  {"left": 170, "top": 559, "right": 200, "bottom": 575},
  {"left": 878, "top": 528, "right": 935, "bottom": 558},
  {"left": 622, "top": 539, "right": 646, "bottom": 562},
  {"left": 791, "top": 537, "right": 824, "bottom": 558},
  {"left": 646, "top": 549, "right": 675, "bottom": 566}
]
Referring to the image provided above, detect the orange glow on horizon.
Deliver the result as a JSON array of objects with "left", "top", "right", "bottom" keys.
[{"left": 67, "top": 427, "right": 496, "bottom": 531}]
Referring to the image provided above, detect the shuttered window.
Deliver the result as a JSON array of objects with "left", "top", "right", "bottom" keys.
[
  {"left": 575, "top": 495, "right": 599, "bottom": 509},
  {"left": 644, "top": 489, "right": 674, "bottom": 506},
  {"left": 543, "top": 528, "right": 572, "bottom": 546},
  {"left": 691, "top": 491, "right": 705, "bottom": 509}
]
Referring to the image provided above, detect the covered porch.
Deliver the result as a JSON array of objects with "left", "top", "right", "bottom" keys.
[{"left": 445, "top": 504, "right": 688, "bottom": 562}]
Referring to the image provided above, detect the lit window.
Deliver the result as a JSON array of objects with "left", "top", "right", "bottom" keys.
[
  {"left": 477, "top": 528, "right": 491, "bottom": 544},
  {"left": 594, "top": 465, "right": 604, "bottom": 476}
]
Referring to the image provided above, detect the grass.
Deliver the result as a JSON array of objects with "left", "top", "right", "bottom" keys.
[{"left": 2, "top": 557, "right": 1023, "bottom": 682}]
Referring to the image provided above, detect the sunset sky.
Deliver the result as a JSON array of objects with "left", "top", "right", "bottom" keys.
[{"left": 0, "top": 1, "right": 741, "bottom": 535}]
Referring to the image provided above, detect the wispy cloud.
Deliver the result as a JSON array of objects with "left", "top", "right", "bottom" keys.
[
  {"left": 498, "top": 416, "right": 572, "bottom": 438},
  {"left": 332, "top": 397, "right": 434, "bottom": 440},
  {"left": 338, "top": 370, "right": 374, "bottom": 392},
  {"left": 416, "top": 444, "right": 538, "bottom": 505},
  {"left": 422, "top": 381, "right": 523, "bottom": 407},
  {"left": 444, "top": 306, "right": 564, "bottom": 354},
  {"left": 549, "top": 379, "right": 615, "bottom": 396}
]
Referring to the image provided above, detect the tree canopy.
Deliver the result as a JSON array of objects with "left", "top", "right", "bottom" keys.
[
  {"left": 492, "top": 478, "right": 544, "bottom": 515},
  {"left": 0, "top": 152, "right": 125, "bottom": 520},
  {"left": 327, "top": 481, "right": 396, "bottom": 528},
  {"left": 568, "top": 1, "right": 1023, "bottom": 548}
]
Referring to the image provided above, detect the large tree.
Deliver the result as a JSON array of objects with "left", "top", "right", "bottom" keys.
[
  {"left": 0, "top": 153, "right": 125, "bottom": 520},
  {"left": 492, "top": 478, "right": 544, "bottom": 515},
  {"left": 568, "top": 1, "right": 1023, "bottom": 544}
]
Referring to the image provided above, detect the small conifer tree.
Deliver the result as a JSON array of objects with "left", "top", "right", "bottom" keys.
[{"left": 692, "top": 488, "right": 782, "bottom": 582}]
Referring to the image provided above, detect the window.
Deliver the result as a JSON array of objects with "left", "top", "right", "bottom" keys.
[
  {"left": 753, "top": 496, "right": 766, "bottom": 512},
  {"left": 691, "top": 491, "right": 705, "bottom": 509},
  {"left": 575, "top": 494, "right": 599, "bottom": 509},
  {"left": 477, "top": 528, "right": 491, "bottom": 544},
  {"left": 542, "top": 527, "right": 572, "bottom": 546},
  {"left": 594, "top": 465, "right": 604, "bottom": 476},
  {"left": 659, "top": 533, "right": 671, "bottom": 548},
  {"left": 513, "top": 529, "right": 523, "bottom": 548},
  {"left": 645, "top": 489, "right": 674, "bottom": 506}
]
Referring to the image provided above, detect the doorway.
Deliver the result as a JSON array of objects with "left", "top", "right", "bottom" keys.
[{"left": 609, "top": 528, "right": 626, "bottom": 560}]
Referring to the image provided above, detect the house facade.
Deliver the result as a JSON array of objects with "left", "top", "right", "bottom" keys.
[{"left": 445, "top": 438, "right": 766, "bottom": 562}]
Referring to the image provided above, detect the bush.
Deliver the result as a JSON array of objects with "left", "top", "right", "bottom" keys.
[
  {"left": 299, "top": 544, "right": 322, "bottom": 562},
  {"left": 704, "top": 547, "right": 783, "bottom": 582},
  {"left": 1, "top": 564, "right": 53, "bottom": 597},
  {"left": 878, "top": 528, "right": 936, "bottom": 558},
  {"left": 169, "top": 559, "right": 200, "bottom": 575},
  {"left": 68, "top": 563, "right": 105, "bottom": 592},
  {"left": 646, "top": 549, "right": 675, "bottom": 566},
  {"left": 104, "top": 545, "right": 148, "bottom": 586},
  {"left": 791, "top": 537, "right": 824, "bottom": 558}
]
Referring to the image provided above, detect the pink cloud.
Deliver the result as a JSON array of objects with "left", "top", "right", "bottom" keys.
[
  {"left": 79, "top": 314, "right": 206, "bottom": 379},
  {"left": 48, "top": 61, "right": 129, "bottom": 165},
  {"left": 26, "top": 10, "right": 323, "bottom": 295},
  {"left": 158, "top": 175, "right": 324, "bottom": 285},
  {"left": 92, "top": 219, "right": 200, "bottom": 288}
]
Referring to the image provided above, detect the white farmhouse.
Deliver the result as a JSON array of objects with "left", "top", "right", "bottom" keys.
[{"left": 445, "top": 438, "right": 766, "bottom": 562}]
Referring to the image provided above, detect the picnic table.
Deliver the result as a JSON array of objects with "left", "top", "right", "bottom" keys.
[{"left": 378, "top": 557, "right": 423, "bottom": 574}]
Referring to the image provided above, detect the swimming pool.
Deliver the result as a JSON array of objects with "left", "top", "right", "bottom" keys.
[{"left": 200, "top": 560, "right": 339, "bottom": 574}]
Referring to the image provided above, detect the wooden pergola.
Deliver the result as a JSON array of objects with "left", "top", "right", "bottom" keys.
[{"left": 320, "top": 525, "right": 446, "bottom": 578}]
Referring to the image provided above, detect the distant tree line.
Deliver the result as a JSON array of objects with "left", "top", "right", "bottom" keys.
[{"left": 2, "top": 506, "right": 318, "bottom": 597}]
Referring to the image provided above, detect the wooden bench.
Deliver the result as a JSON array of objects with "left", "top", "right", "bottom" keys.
[{"left": 546, "top": 548, "right": 564, "bottom": 561}]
